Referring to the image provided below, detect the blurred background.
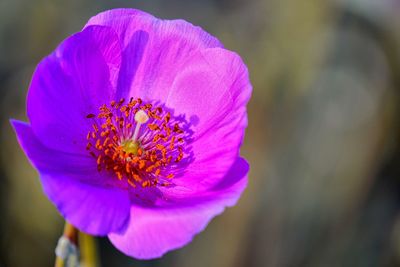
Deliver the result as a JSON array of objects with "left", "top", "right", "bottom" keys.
[{"left": 1, "top": 0, "right": 400, "bottom": 266}]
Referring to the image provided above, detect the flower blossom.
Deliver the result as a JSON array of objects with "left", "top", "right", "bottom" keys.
[{"left": 11, "top": 8, "right": 252, "bottom": 259}]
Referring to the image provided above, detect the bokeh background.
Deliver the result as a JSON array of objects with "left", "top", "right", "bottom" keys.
[{"left": 1, "top": 0, "right": 400, "bottom": 266}]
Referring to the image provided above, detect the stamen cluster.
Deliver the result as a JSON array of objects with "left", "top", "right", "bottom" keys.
[{"left": 86, "top": 98, "right": 185, "bottom": 188}]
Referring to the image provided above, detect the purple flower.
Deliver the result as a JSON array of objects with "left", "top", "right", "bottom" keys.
[{"left": 11, "top": 8, "right": 251, "bottom": 259}]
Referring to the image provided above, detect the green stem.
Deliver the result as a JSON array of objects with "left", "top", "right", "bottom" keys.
[{"left": 80, "top": 232, "right": 100, "bottom": 267}]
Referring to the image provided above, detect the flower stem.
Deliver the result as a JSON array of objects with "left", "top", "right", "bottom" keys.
[
  {"left": 54, "top": 221, "right": 79, "bottom": 267},
  {"left": 80, "top": 232, "right": 100, "bottom": 267}
]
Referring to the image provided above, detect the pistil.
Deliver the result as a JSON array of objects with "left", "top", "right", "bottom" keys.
[{"left": 132, "top": 110, "right": 149, "bottom": 142}]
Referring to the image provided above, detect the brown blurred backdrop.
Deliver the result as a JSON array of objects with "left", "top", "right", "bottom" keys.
[{"left": 1, "top": 0, "right": 400, "bottom": 266}]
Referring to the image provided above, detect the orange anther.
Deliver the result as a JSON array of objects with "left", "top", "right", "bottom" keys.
[
  {"left": 133, "top": 174, "right": 141, "bottom": 181},
  {"left": 103, "top": 137, "right": 110, "bottom": 147},
  {"left": 86, "top": 143, "right": 92, "bottom": 150},
  {"left": 96, "top": 155, "right": 102, "bottom": 165},
  {"left": 169, "top": 136, "right": 176, "bottom": 149},
  {"left": 138, "top": 160, "right": 146, "bottom": 169},
  {"left": 127, "top": 179, "right": 136, "bottom": 187},
  {"left": 164, "top": 112, "right": 171, "bottom": 123},
  {"left": 148, "top": 124, "right": 160, "bottom": 131},
  {"left": 156, "top": 144, "right": 165, "bottom": 151}
]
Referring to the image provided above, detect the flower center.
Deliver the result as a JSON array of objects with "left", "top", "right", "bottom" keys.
[{"left": 85, "top": 98, "right": 186, "bottom": 188}]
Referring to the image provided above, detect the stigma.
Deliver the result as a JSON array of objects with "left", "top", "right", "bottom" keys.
[{"left": 85, "top": 97, "right": 186, "bottom": 188}]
